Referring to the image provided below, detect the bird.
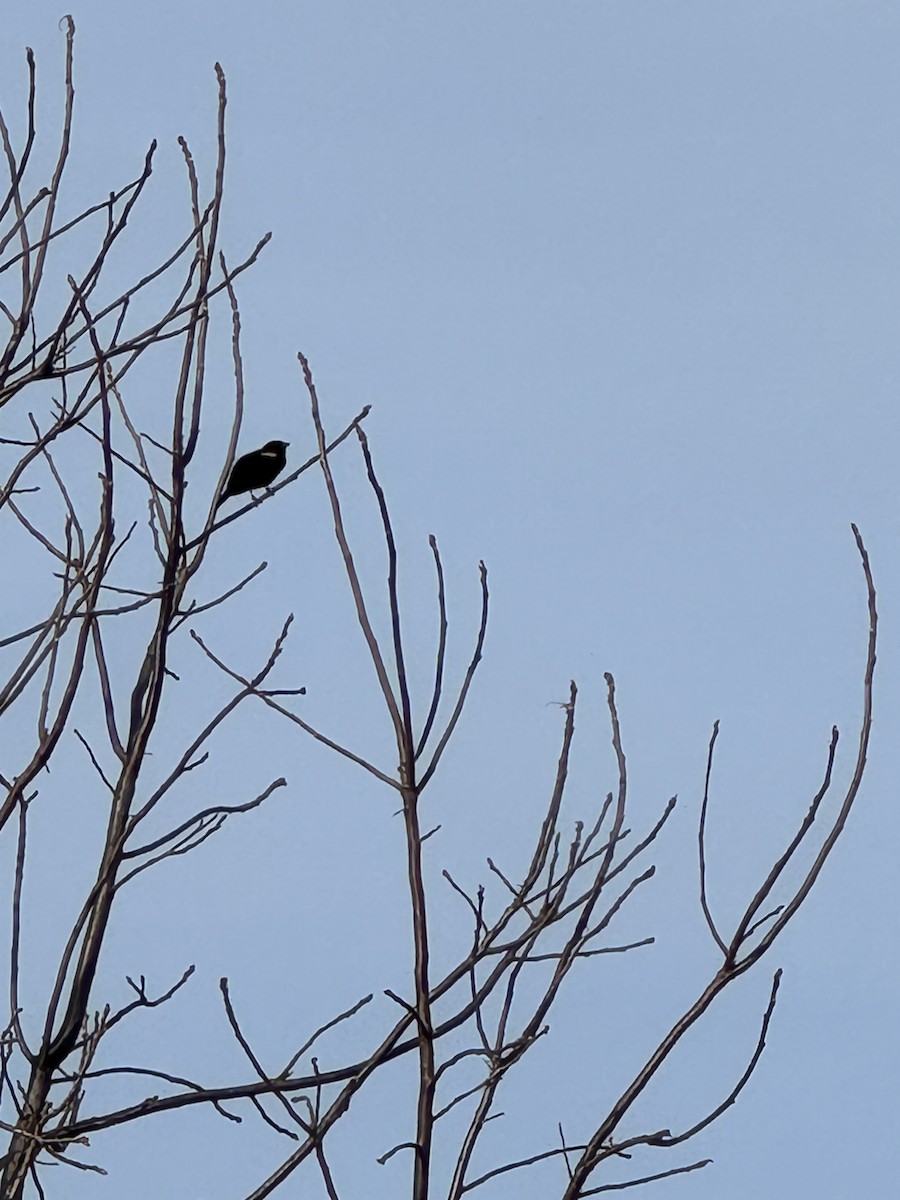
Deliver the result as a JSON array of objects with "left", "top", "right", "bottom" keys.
[{"left": 216, "top": 440, "right": 289, "bottom": 509}]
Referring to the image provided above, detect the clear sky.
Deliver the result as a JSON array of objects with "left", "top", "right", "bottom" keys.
[{"left": 2, "top": 2, "right": 899, "bottom": 1197}]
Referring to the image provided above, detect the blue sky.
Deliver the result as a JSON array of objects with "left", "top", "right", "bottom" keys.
[{"left": 2, "top": 2, "right": 899, "bottom": 1196}]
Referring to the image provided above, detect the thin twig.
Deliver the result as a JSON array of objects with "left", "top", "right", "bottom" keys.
[{"left": 698, "top": 721, "right": 728, "bottom": 955}]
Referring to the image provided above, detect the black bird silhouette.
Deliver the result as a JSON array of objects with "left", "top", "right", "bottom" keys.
[{"left": 216, "top": 440, "right": 289, "bottom": 509}]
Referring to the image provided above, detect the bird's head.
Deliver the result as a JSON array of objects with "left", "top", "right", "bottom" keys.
[{"left": 260, "top": 440, "right": 289, "bottom": 456}]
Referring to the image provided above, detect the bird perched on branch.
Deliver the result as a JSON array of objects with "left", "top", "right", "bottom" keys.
[{"left": 216, "top": 440, "right": 289, "bottom": 509}]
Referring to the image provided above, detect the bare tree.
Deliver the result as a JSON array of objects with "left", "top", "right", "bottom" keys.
[{"left": 0, "top": 20, "right": 877, "bottom": 1200}]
